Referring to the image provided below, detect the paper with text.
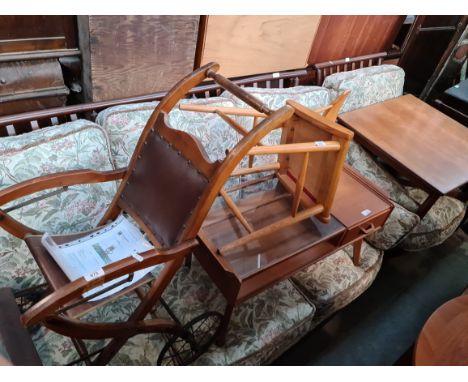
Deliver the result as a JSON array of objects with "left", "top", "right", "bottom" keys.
[{"left": 41, "top": 215, "right": 155, "bottom": 301}]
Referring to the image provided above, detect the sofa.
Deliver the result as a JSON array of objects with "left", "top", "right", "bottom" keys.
[{"left": 0, "top": 64, "right": 463, "bottom": 365}]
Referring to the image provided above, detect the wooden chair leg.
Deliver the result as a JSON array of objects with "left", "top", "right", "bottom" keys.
[
  {"left": 184, "top": 253, "right": 193, "bottom": 268},
  {"left": 216, "top": 302, "right": 235, "bottom": 347},
  {"left": 353, "top": 239, "right": 363, "bottom": 266}
]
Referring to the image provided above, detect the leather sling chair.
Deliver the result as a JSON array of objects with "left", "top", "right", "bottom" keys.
[{"left": 0, "top": 62, "right": 318, "bottom": 365}]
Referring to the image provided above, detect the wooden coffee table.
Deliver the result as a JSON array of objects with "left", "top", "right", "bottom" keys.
[
  {"left": 339, "top": 94, "right": 468, "bottom": 217},
  {"left": 196, "top": 165, "right": 393, "bottom": 344},
  {"left": 414, "top": 294, "right": 468, "bottom": 365}
]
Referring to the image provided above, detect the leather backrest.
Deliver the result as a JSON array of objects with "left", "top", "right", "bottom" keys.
[{"left": 118, "top": 113, "right": 217, "bottom": 247}]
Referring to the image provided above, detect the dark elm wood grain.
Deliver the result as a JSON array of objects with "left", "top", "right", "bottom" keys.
[
  {"left": 80, "top": 16, "right": 200, "bottom": 101},
  {"left": 308, "top": 16, "right": 405, "bottom": 64},
  {"left": 339, "top": 95, "right": 468, "bottom": 196},
  {"left": 0, "top": 59, "right": 68, "bottom": 117},
  {"left": 0, "top": 16, "right": 77, "bottom": 49},
  {"left": 414, "top": 294, "right": 468, "bottom": 365}
]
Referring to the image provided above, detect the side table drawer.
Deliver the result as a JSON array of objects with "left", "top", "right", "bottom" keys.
[{"left": 339, "top": 210, "right": 390, "bottom": 246}]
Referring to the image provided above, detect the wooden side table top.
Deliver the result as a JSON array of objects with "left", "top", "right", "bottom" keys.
[
  {"left": 414, "top": 294, "right": 468, "bottom": 366},
  {"left": 339, "top": 94, "right": 468, "bottom": 195}
]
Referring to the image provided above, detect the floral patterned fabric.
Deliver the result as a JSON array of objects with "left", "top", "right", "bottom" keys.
[
  {"left": 0, "top": 120, "right": 117, "bottom": 291},
  {"left": 32, "top": 258, "right": 315, "bottom": 366},
  {"left": 95, "top": 97, "right": 244, "bottom": 168},
  {"left": 323, "top": 64, "right": 405, "bottom": 113},
  {"left": 96, "top": 102, "right": 158, "bottom": 169},
  {"left": 222, "top": 86, "right": 332, "bottom": 112},
  {"left": 400, "top": 191, "right": 466, "bottom": 251},
  {"left": 346, "top": 141, "right": 464, "bottom": 250},
  {"left": 366, "top": 202, "right": 420, "bottom": 250},
  {"left": 292, "top": 242, "right": 383, "bottom": 322},
  {"left": 345, "top": 141, "right": 421, "bottom": 249},
  {"left": 346, "top": 141, "right": 419, "bottom": 211},
  {"left": 221, "top": 86, "right": 333, "bottom": 195}
]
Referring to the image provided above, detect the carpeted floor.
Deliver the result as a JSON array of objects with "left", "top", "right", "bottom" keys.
[{"left": 273, "top": 229, "right": 468, "bottom": 366}]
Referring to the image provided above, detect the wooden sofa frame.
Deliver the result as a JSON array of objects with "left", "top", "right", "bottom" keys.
[{"left": 0, "top": 52, "right": 390, "bottom": 137}]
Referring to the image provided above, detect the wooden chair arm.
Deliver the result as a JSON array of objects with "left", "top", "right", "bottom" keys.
[
  {"left": 0, "top": 209, "right": 41, "bottom": 238},
  {"left": 207, "top": 70, "right": 273, "bottom": 115},
  {"left": 22, "top": 238, "right": 198, "bottom": 327},
  {"left": 0, "top": 168, "right": 126, "bottom": 207},
  {"left": 248, "top": 141, "right": 341, "bottom": 155}
]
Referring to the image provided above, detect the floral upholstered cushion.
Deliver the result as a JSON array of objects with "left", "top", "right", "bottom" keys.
[
  {"left": 366, "top": 202, "right": 420, "bottom": 250},
  {"left": 323, "top": 64, "right": 405, "bottom": 113},
  {"left": 95, "top": 97, "right": 243, "bottom": 168},
  {"left": 346, "top": 140, "right": 464, "bottom": 251},
  {"left": 346, "top": 141, "right": 419, "bottom": 212},
  {"left": 96, "top": 102, "right": 158, "bottom": 169},
  {"left": 222, "top": 86, "right": 332, "bottom": 112},
  {"left": 292, "top": 241, "right": 382, "bottom": 322},
  {"left": 32, "top": 258, "right": 315, "bottom": 366},
  {"left": 0, "top": 120, "right": 117, "bottom": 291},
  {"left": 167, "top": 98, "right": 243, "bottom": 162},
  {"left": 400, "top": 189, "right": 466, "bottom": 251},
  {"left": 222, "top": 86, "right": 332, "bottom": 159}
]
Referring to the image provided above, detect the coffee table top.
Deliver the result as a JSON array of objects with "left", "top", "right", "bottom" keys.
[
  {"left": 414, "top": 294, "right": 468, "bottom": 366},
  {"left": 339, "top": 94, "right": 468, "bottom": 194}
]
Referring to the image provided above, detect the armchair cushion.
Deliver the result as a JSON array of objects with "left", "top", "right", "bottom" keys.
[
  {"left": 400, "top": 189, "right": 466, "bottom": 251},
  {"left": 292, "top": 241, "right": 382, "bottom": 323},
  {"left": 323, "top": 64, "right": 405, "bottom": 113},
  {"left": 221, "top": 86, "right": 333, "bottom": 196},
  {"left": 346, "top": 142, "right": 464, "bottom": 251},
  {"left": 366, "top": 202, "right": 420, "bottom": 250},
  {"left": 32, "top": 258, "right": 315, "bottom": 366},
  {"left": 95, "top": 97, "right": 242, "bottom": 169},
  {"left": 346, "top": 141, "right": 419, "bottom": 212},
  {"left": 0, "top": 120, "right": 116, "bottom": 291},
  {"left": 222, "top": 86, "right": 332, "bottom": 112}
]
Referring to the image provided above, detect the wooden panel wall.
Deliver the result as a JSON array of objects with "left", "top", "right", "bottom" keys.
[
  {"left": 308, "top": 16, "right": 405, "bottom": 64},
  {"left": 199, "top": 16, "right": 322, "bottom": 78},
  {"left": 79, "top": 16, "right": 200, "bottom": 102}
]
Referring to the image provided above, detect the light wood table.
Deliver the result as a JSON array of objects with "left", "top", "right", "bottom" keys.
[
  {"left": 414, "top": 294, "right": 468, "bottom": 365},
  {"left": 339, "top": 94, "right": 468, "bottom": 217}
]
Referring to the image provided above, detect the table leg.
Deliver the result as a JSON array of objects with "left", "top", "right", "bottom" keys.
[
  {"left": 352, "top": 239, "right": 363, "bottom": 266},
  {"left": 216, "top": 302, "right": 235, "bottom": 346},
  {"left": 416, "top": 192, "right": 440, "bottom": 219}
]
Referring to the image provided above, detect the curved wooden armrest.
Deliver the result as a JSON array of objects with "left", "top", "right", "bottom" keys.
[
  {"left": 0, "top": 168, "right": 126, "bottom": 207},
  {"left": 22, "top": 238, "right": 198, "bottom": 327},
  {"left": 248, "top": 141, "right": 341, "bottom": 155}
]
